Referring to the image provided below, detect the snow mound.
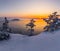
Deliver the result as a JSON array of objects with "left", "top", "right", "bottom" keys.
[{"left": 0, "top": 30, "right": 60, "bottom": 51}]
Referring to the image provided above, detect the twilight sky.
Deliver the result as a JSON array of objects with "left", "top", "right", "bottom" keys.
[{"left": 0, "top": 0, "right": 60, "bottom": 18}]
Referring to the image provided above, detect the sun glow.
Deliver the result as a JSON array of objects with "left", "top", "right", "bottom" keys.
[{"left": 0, "top": 0, "right": 60, "bottom": 18}]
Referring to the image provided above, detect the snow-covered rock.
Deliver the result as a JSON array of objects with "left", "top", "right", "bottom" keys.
[{"left": 0, "top": 30, "right": 60, "bottom": 51}]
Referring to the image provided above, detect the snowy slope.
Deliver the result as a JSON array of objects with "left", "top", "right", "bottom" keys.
[{"left": 0, "top": 31, "right": 60, "bottom": 51}]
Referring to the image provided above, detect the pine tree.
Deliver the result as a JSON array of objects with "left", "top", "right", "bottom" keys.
[
  {"left": 26, "top": 19, "right": 36, "bottom": 36},
  {"left": 44, "top": 12, "right": 60, "bottom": 32},
  {"left": 0, "top": 17, "right": 10, "bottom": 41}
]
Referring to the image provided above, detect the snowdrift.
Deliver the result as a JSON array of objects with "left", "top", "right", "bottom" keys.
[{"left": 0, "top": 30, "right": 60, "bottom": 51}]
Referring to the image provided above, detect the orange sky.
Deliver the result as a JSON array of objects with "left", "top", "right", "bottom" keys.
[{"left": 0, "top": 0, "right": 60, "bottom": 18}]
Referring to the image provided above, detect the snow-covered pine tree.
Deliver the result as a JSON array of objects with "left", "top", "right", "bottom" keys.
[
  {"left": 44, "top": 12, "right": 60, "bottom": 32},
  {"left": 0, "top": 17, "right": 10, "bottom": 41},
  {"left": 26, "top": 19, "right": 36, "bottom": 36}
]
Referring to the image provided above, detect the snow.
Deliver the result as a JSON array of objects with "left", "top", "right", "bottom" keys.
[{"left": 0, "top": 31, "right": 60, "bottom": 51}]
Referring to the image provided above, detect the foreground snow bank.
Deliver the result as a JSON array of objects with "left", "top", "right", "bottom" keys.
[{"left": 0, "top": 30, "right": 60, "bottom": 51}]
